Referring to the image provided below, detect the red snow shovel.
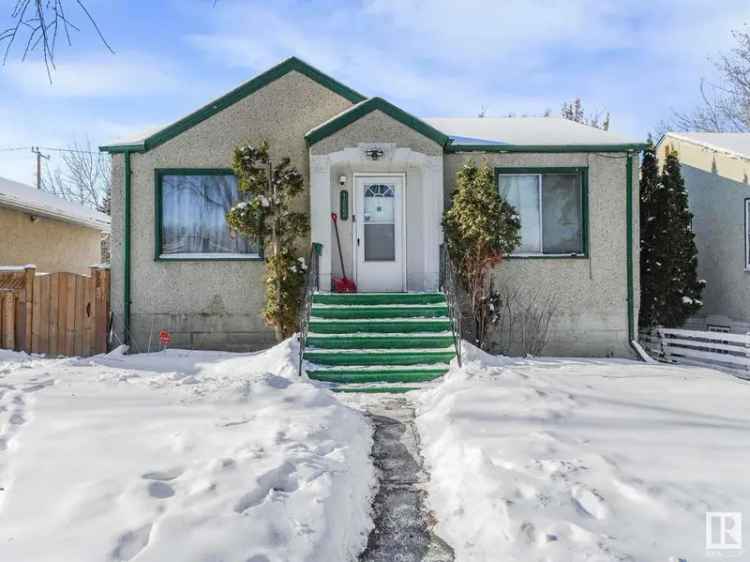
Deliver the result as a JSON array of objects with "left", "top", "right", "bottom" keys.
[{"left": 331, "top": 212, "right": 357, "bottom": 293}]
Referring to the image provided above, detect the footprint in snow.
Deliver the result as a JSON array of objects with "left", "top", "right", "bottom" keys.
[
  {"left": 234, "top": 462, "right": 298, "bottom": 513},
  {"left": 22, "top": 380, "right": 54, "bottom": 393},
  {"left": 111, "top": 522, "right": 152, "bottom": 561},
  {"left": 571, "top": 485, "right": 608, "bottom": 519},
  {"left": 147, "top": 481, "right": 174, "bottom": 499},
  {"left": 141, "top": 467, "right": 184, "bottom": 481}
]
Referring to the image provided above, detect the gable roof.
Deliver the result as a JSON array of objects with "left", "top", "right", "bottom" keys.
[
  {"left": 0, "top": 176, "right": 110, "bottom": 232},
  {"left": 305, "top": 97, "right": 451, "bottom": 147},
  {"left": 100, "top": 57, "right": 366, "bottom": 154},
  {"left": 659, "top": 132, "right": 750, "bottom": 161},
  {"left": 426, "top": 117, "right": 644, "bottom": 152}
]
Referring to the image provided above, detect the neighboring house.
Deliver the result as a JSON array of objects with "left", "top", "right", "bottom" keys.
[
  {"left": 656, "top": 133, "right": 750, "bottom": 333},
  {"left": 101, "top": 57, "right": 643, "bottom": 356},
  {"left": 0, "top": 176, "right": 110, "bottom": 275}
]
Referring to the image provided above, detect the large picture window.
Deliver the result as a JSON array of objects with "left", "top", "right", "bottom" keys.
[
  {"left": 157, "top": 170, "right": 257, "bottom": 259},
  {"left": 497, "top": 168, "right": 587, "bottom": 256}
]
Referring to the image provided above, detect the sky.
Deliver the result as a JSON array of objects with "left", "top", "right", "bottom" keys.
[{"left": 1, "top": 0, "right": 749, "bottom": 186}]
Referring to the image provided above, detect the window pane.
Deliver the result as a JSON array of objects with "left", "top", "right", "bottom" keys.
[
  {"left": 499, "top": 175, "right": 541, "bottom": 253},
  {"left": 364, "top": 224, "right": 396, "bottom": 261},
  {"left": 162, "top": 174, "right": 255, "bottom": 255},
  {"left": 542, "top": 174, "right": 582, "bottom": 254}
]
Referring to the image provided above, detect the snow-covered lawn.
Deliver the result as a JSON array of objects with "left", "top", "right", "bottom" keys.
[
  {"left": 0, "top": 342, "right": 374, "bottom": 562},
  {"left": 417, "top": 345, "right": 750, "bottom": 562}
]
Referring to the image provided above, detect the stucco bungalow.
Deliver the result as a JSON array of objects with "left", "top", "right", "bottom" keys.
[
  {"left": 0, "top": 176, "right": 110, "bottom": 275},
  {"left": 657, "top": 132, "right": 750, "bottom": 334},
  {"left": 101, "top": 57, "right": 644, "bottom": 357}
]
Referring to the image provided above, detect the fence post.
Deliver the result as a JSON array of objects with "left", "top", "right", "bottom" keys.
[
  {"left": 746, "top": 332, "right": 750, "bottom": 373},
  {"left": 657, "top": 327, "right": 670, "bottom": 363},
  {"left": 1, "top": 292, "right": 15, "bottom": 350},
  {"left": 20, "top": 266, "right": 35, "bottom": 353}
]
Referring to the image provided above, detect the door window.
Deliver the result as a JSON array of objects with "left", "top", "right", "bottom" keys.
[{"left": 363, "top": 183, "right": 396, "bottom": 261}]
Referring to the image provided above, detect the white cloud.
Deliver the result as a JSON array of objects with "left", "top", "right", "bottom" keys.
[{"left": 4, "top": 53, "right": 181, "bottom": 98}]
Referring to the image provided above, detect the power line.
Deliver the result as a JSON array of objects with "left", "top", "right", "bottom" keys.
[{"left": 0, "top": 145, "right": 103, "bottom": 155}]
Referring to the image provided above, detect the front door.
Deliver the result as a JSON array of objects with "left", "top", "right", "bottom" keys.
[{"left": 354, "top": 175, "right": 405, "bottom": 292}]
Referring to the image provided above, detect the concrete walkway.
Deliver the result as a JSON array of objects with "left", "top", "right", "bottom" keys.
[{"left": 347, "top": 396, "right": 454, "bottom": 562}]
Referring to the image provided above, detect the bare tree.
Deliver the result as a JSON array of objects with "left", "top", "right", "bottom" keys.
[
  {"left": 1, "top": 1, "right": 113, "bottom": 80},
  {"left": 561, "top": 98, "right": 610, "bottom": 130},
  {"left": 495, "top": 286, "right": 559, "bottom": 356},
  {"left": 671, "top": 27, "right": 750, "bottom": 133},
  {"left": 42, "top": 138, "right": 111, "bottom": 214}
]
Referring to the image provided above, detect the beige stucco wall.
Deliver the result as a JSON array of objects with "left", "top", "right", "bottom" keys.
[
  {"left": 110, "top": 70, "right": 355, "bottom": 351},
  {"left": 0, "top": 205, "right": 103, "bottom": 274},
  {"left": 309, "top": 110, "right": 444, "bottom": 291},
  {"left": 658, "top": 136, "right": 750, "bottom": 331},
  {"left": 445, "top": 152, "right": 640, "bottom": 357}
]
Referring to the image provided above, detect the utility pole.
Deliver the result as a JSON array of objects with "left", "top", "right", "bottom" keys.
[{"left": 31, "top": 147, "right": 50, "bottom": 189}]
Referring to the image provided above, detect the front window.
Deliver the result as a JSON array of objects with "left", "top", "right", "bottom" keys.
[
  {"left": 498, "top": 169, "right": 585, "bottom": 256},
  {"left": 159, "top": 172, "right": 257, "bottom": 259}
]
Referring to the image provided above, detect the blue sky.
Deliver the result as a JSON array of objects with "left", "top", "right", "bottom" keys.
[{"left": 1, "top": 0, "right": 749, "bottom": 185}]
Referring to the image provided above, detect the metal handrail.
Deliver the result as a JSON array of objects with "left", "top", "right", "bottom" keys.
[
  {"left": 439, "top": 244, "right": 463, "bottom": 367},
  {"left": 297, "top": 243, "right": 320, "bottom": 376}
]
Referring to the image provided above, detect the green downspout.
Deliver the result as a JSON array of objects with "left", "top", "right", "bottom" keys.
[
  {"left": 124, "top": 151, "right": 132, "bottom": 345},
  {"left": 626, "top": 152, "right": 636, "bottom": 347}
]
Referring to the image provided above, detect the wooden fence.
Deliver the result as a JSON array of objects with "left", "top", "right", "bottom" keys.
[
  {"left": 0, "top": 266, "right": 109, "bottom": 356},
  {"left": 640, "top": 327, "right": 750, "bottom": 375}
]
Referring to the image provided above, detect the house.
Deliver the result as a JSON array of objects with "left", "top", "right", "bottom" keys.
[
  {"left": 0, "top": 176, "right": 110, "bottom": 275},
  {"left": 101, "top": 57, "right": 644, "bottom": 356},
  {"left": 656, "top": 133, "right": 750, "bottom": 333}
]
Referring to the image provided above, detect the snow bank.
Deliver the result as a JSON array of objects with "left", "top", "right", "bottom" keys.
[
  {"left": 0, "top": 340, "right": 374, "bottom": 562},
  {"left": 417, "top": 345, "right": 750, "bottom": 561}
]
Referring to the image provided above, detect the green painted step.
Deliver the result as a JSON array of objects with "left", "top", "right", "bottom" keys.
[
  {"left": 309, "top": 368, "right": 447, "bottom": 383},
  {"left": 311, "top": 305, "right": 447, "bottom": 319},
  {"left": 332, "top": 386, "right": 420, "bottom": 394},
  {"left": 309, "top": 319, "right": 450, "bottom": 334},
  {"left": 306, "top": 335, "right": 453, "bottom": 350},
  {"left": 313, "top": 293, "right": 446, "bottom": 306},
  {"left": 303, "top": 350, "right": 455, "bottom": 366}
]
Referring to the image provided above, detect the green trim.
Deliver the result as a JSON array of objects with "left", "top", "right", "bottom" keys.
[
  {"left": 447, "top": 143, "right": 647, "bottom": 153},
  {"left": 626, "top": 153, "right": 635, "bottom": 342},
  {"left": 331, "top": 386, "right": 420, "bottom": 394},
  {"left": 101, "top": 57, "right": 366, "bottom": 154},
  {"left": 305, "top": 97, "right": 450, "bottom": 147},
  {"left": 123, "top": 151, "right": 132, "bottom": 345},
  {"left": 495, "top": 166, "right": 589, "bottom": 258},
  {"left": 154, "top": 168, "right": 262, "bottom": 262}
]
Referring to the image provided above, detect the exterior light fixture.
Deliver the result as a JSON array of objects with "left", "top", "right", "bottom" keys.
[
  {"left": 365, "top": 148, "right": 384, "bottom": 161},
  {"left": 338, "top": 175, "right": 347, "bottom": 186}
]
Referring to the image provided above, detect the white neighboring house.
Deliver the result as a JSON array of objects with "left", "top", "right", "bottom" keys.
[
  {"left": 657, "top": 133, "right": 750, "bottom": 333},
  {"left": 0, "top": 176, "right": 110, "bottom": 275}
]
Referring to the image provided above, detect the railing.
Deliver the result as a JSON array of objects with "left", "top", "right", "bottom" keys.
[
  {"left": 297, "top": 243, "right": 321, "bottom": 376},
  {"left": 640, "top": 327, "right": 750, "bottom": 377},
  {"left": 439, "top": 244, "right": 463, "bottom": 367}
]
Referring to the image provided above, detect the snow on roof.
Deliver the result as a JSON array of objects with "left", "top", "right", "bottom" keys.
[
  {"left": 661, "top": 132, "right": 750, "bottom": 160},
  {"left": 0, "top": 176, "right": 110, "bottom": 232},
  {"left": 424, "top": 117, "right": 639, "bottom": 147}
]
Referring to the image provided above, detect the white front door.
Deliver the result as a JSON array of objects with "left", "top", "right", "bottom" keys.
[{"left": 354, "top": 175, "right": 405, "bottom": 292}]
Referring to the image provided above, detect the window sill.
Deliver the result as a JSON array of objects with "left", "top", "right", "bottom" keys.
[
  {"left": 505, "top": 253, "right": 589, "bottom": 260},
  {"left": 157, "top": 253, "right": 263, "bottom": 262}
]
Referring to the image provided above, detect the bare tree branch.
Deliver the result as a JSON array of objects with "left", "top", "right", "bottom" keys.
[
  {"left": 1, "top": 0, "right": 112, "bottom": 81},
  {"left": 41, "top": 137, "right": 111, "bottom": 214},
  {"left": 669, "top": 27, "right": 750, "bottom": 133}
]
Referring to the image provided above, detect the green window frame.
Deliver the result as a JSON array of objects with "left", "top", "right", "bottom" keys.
[
  {"left": 154, "top": 168, "right": 262, "bottom": 262},
  {"left": 495, "top": 167, "right": 589, "bottom": 259}
]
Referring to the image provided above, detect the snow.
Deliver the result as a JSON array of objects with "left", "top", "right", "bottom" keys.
[
  {"left": 423, "top": 117, "right": 640, "bottom": 147},
  {"left": 0, "top": 176, "right": 110, "bottom": 232},
  {"left": 417, "top": 343, "right": 750, "bottom": 562},
  {"left": 0, "top": 340, "right": 374, "bottom": 562}
]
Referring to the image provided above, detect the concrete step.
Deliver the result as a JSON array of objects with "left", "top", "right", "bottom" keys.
[
  {"left": 303, "top": 350, "right": 456, "bottom": 366},
  {"left": 309, "top": 319, "right": 451, "bottom": 334},
  {"left": 309, "top": 368, "right": 448, "bottom": 383},
  {"left": 313, "top": 293, "right": 446, "bottom": 306},
  {"left": 306, "top": 335, "right": 454, "bottom": 350}
]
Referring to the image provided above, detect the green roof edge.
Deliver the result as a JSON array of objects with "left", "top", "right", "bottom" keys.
[
  {"left": 100, "top": 57, "right": 367, "bottom": 154},
  {"left": 305, "top": 97, "right": 451, "bottom": 148}
]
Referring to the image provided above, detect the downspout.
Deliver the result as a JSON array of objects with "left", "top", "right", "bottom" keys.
[
  {"left": 626, "top": 151, "right": 640, "bottom": 357},
  {"left": 123, "top": 151, "right": 132, "bottom": 345}
]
